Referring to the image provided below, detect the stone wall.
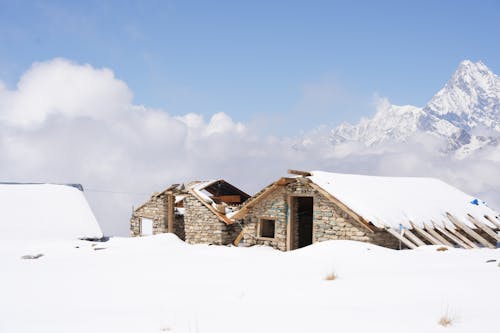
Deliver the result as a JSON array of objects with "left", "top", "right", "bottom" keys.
[
  {"left": 130, "top": 194, "right": 168, "bottom": 237},
  {"left": 130, "top": 193, "right": 186, "bottom": 240},
  {"left": 241, "top": 178, "right": 399, "bottom": 250},
  {"left": 183, "top": 195, "right": 241, "bottom": 245}
]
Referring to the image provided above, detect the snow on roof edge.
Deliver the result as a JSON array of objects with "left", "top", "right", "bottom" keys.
[{"left": 307, "top": 170, "right": 499, "bottom": 230}]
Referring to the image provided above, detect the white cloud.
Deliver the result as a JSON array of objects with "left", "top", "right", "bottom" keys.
[
  {"left": 0, "top": 59, "right": 499, "bottom": 236},
  {"left": 0, "top": 59, "right": 300, "bottom": 235}
]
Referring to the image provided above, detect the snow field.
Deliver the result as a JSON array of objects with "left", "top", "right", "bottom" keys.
[{"left": 1, "top": 235, "right": 498, "bottom": 333}]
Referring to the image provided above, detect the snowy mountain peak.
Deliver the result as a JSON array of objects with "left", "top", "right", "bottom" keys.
[
  {"left": 425, "top": 60, "right": 500, "bottom": 121},
  {"left": 330, "top": 60, "right": 500, "bottom": 154}
]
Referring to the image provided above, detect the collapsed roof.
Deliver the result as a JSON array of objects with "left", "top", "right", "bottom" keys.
[{"left": 148, "top": 179, "right": 250, "bottom": 224}]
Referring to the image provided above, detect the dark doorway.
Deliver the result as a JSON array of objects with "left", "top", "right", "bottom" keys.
[{"left": 296, "top": 197, "right": 313, "bottom": 248}]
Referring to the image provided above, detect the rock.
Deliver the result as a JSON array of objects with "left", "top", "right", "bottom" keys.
[{"left": 21, "top": 253, "right": 44, "bottom": 260}]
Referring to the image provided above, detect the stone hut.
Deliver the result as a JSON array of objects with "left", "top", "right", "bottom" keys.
[
  {"left": 231, "top": 170, "right": 500, "bottom": 251},
  {"left": 130, "top": 180, "right": 250, "bottom": 245}
]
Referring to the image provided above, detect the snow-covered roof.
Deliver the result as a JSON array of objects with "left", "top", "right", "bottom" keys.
[
  {"left": 308, "top": 171, "right": 499, "bottom": 229},
  {"left": 0, "top": 183, "right": 103, "bottom": 240}
]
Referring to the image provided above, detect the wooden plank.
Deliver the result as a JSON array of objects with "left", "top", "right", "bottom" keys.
[
  {"left": 212, "top": 195, "right": 241, "bottom": 203},
  {"left": 484, "top": 215, "right": 500, "bottom": 229},
  {"left": 287, "top": 169, "right": 312, "bottom": 177},
  {"left": 467, "top": 215, "right": 500, "bottom": 243},
  {"left": 189, "top": 189, "right": 234, "bottom": 225},
  {"left": 233, "top": 229, "right": 245, "bottom": 246},
  {"left": 423, "top": 223, "right": 453, "bottom": 246},
  {"left": 286, "top": 195, "right": 294, "bottom": 251},
  {"left": 276, "top": 177, "right": 295, "bottom": 186},
  {"left": 447, "top": 213, "right": 495, "bottom": 249},
  {"left": 167, "top": 192, "right": 175, "bottom": 233},
  {"left": 403, "top": 229, "right": 426, "bottom": 246},
  {"left": 384, "top": 227, "right": 417, "bottom": 249},
  {"left": 410, "top": 222, "right": 441, "bottom": 245},
  {"left": 443, "top": 223, "right": 478, "bottom": 248},
  {"left": 432, "top": 222, "right": 471, "bottom": 249}
]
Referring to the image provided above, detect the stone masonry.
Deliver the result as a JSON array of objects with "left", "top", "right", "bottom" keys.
[
  {"left": 241, "top": 178, "right": 399, "bottom": 250},
  {"left": 183, "top": 195, "right": 241, "bottom": 245},
  {"left": 131, "top": 190, "right": 239, "bottom": 245}
]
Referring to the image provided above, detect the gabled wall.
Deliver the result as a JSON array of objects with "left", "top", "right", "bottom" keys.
[
  {"left": 130, "top": 192, "right": 184, "bottom": 240},
  {"left": 183, "top": 195, "right": 241, "bottom": 245},
  {"left": 241, "top": 179, "right": 399, "bottom": 250}
]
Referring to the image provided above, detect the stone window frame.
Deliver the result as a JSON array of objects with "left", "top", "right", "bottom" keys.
[{"left": 257, "top": 217, "right": 276, "bottom": 240}]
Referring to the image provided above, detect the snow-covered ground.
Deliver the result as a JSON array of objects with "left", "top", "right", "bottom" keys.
[{"left": 1, "top": 235, "right": 498, "bottom": 333}]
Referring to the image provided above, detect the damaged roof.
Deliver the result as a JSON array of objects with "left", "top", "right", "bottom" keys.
[{"left": 232, "top": 170, "right": 499, "bottom": 231}]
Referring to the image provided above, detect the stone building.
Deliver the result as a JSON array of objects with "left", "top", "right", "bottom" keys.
[
  {"left": 130, "top": 180, "right": 250, "bottom": 245},
  {"left": 231, "top": 170, "right": 500, "bottom": 251},
  {"left": 131, "top": 171, "right": 499, "bottom": 250}
]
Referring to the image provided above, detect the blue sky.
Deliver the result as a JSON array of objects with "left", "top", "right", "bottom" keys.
[{"left": 1, "top": 0, "right": 499, "bottom": 133}]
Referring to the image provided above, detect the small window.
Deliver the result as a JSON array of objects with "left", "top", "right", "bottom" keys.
[{"left": 259, "top": 219, "right": 275, "bottom": 239}]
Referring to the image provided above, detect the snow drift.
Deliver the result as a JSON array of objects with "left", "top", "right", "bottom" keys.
[{"left": 0, "top": 183, "right": 103, "bottom": 240}]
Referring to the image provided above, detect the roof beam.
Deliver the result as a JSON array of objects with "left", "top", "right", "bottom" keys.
[
  {"left": 432, "top": 222, "right": 470, "bottom": 249},
  {"left": 287, "top": 169, "right": 312, "bottom": 177},
  {"left": 189, "top": 189, "right": 233, "bottom": 225},
  {"left": 447, "top": 213, "right": 495, "bottom": 249},
  {"left": 467, "top": 214, "right": 500, "bottom": 243},
  {"left": 444, "top": 222, "right": 478, "bottom": 248},
  {"left": 423, "top": 222, "right": 453, "bottom": 246},
  {"left": 484, "top": 215, "right": 500, "bottom": 229},
  {"left": 410, "top": 222, "right": 441, "bottom": 245},
  {"left": 384, "top": 227, "right": 417, "bottom": 249},
  {"left": 403, "top": 228, "right": 426, "bottom": 246}
]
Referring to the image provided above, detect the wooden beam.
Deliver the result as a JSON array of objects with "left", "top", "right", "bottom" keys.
[
  {"left": 287, "top": 169, "right": 312, "bottom": 177},
  {"left": 233, "top": 229, "right": 245, "bottom": 246},
  {"left": 212, "top": 195, "right": 241, "bottom": 203},
  {"left": 286, "top": 195, "right": 294, "bottom": 251},
  {"left": 467, "top": 214, "right": 500, "bottom": 243},
  {"left": 423, "top": 223, "right": 453, "bottom": 246},
  {"left": 447, "top": 213, "right": 495, "bottom": 249},
  {"left": 432, "top": 222, "right": 471, "bottom": 249},
  {"left": 484, "top": 215, "right": 500, "bottom": 230},
  {"left": 384, "top": 227, "right": 417, "bottom": 249},
  {"left": 443, "top": 223, "right": 478, "bottom": 248},
  {"left": 403, "top": 228, "right": 426, "bottom": 246},
  {"left": 189, "top": 189, "right": 234, "bottom": 225},
  {"left": 410, "top": 222, "right": 441, "bottom": 245},
  {"left": 167, "top": 192, "right": 174, "bottom": 233},
  {"left": 276, "top": 177, "right": 295, "bottom": 186}
]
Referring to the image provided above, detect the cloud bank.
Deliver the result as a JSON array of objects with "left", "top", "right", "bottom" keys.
[{"left": 1, "top": 59, "right": 499, "bottom": 235}]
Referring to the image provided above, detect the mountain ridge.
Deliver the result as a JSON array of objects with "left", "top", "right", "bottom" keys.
[{"left": 330, "top": 60, "right": 500, "bottom": 156}]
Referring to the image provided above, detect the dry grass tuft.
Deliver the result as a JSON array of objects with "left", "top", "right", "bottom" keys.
[
  {"left": 438, "top": 315, "right": 453, "bottom": 327},
  {"left": 436, "top": 246, "right": 449, "bottom": 252},
  {"left": 438, "top": 307, "right": 456, "bottom": 327},
  {"left": 324, "top": 272, "right": 338, "bottom": 281}
]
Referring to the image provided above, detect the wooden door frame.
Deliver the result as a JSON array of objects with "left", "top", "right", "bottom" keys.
[{"left": 286, "top": 195, "right": 314, "bottom": 251}]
